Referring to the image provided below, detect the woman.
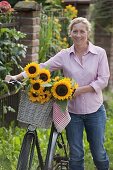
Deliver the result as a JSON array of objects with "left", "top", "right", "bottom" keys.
[{"left": 5, "top": 17, "right": 110, "bottom": 170}]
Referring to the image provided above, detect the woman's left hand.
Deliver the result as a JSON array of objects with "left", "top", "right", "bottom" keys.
[
  {"left": 74, "top": 87, "right": 83, "bottom": 97},
  {"left": 73, "top": 85, "right": 95, "bottom": 97}
]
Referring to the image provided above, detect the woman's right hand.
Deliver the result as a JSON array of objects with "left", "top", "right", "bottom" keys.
[{"left": 5, "top": 75, "right": 17, "bottom": 82}]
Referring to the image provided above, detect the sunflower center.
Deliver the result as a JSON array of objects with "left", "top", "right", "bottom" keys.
[
  {"left": 32, "top": 93, "right": 38, "bottom": 97},
  {"left": 33, "top": 83, "right": 40, "bottom": 90},
  {"left": 28, "top": 66, "right": 36, "bottom": 74},
  {"left": 40, "top": 73, "right": 48, "bottom": 81},
  {"left": 45, "top": 94, "right": 47, "bottom": 98},
  {"left": 56, "top": 85, "right": 68, "bottom": 96}
]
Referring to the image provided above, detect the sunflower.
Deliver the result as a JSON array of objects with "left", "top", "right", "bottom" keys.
[
  {"left": 53, "top": 76, "right": 60, "bottom": 81},
  {"left": 71, "top": 81, "right": 79, "bottom": 94},
  {"left": 28, "top": 91, "right": 39, "bottom": 102},
  {"left": 24, "top": 62, "right": 40, "bottom": 78},
  {"left": 73, "top": 83, "right": 79, "bottom": 90},
  {"left": 63, "top": 77, "right": 72, "bottom": 83},
  {"left": 38, "top": 69, "right": 51, "bottom": 83},
  {"left": 51, "top": 79, "right": 73, "bottom": 100},
  {"left": 30, "top": 79, "right": 44, "bottom": 92},
  {"left": 28, "top": 90, "right": 44, "bottom": 102},
  {"left": 38, "top": 90, "right": 52, "bottom": 104}
]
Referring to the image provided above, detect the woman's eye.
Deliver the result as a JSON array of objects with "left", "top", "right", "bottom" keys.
[
  {"left": 73, "top": 31, "right": 77, "bottom": 34},
  {"left": 81, "top": 30, "right": 85, "bottom": 34},
  {"left": 72, "top": 30, "right": 86, "bottom": 34}
]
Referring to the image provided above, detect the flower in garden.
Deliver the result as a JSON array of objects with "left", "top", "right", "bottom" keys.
[
  {"left": 51, "top": 79, "right": 73, "bottom": 100},
  {"left": 64, "top": 4, "right": 78, "bottom": 19},
  {"left": 0, "top": 1, "right": 14, "bottom": 24},
  {"left": 24, "top": 62, "right": 40, "bottom": 78},
  {"left": 38, "top": 68, "right": 51, "bottom": 83},
  {"left": 63, "top": 37, "right": 67, "bottom": 42},
  {"left": 0, "top": 1, "right": 11, "bottom": 13},
  {"left": 54, "top": 18, "right": 59, "bottom": 23}
]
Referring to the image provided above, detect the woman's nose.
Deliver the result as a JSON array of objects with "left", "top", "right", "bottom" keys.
[{"left": 75, "top": 32, "right": 81, "bottom": 37}]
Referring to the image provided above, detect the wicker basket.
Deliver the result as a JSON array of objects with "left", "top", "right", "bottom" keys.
[{"left": 17, "top": 91, "right": 53, "bottom": 129}]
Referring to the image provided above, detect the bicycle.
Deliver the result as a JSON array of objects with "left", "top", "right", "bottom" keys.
[
  {"left": 16, "top": 123, "right": 69, "bottom": 170},
  {"left": 2, "top": 80, "right": 69, "bottom": 170}
]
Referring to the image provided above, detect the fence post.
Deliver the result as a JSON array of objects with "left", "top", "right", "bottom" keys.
[{"left": 14, "top": 1, "right": 41, "bottom": 67}]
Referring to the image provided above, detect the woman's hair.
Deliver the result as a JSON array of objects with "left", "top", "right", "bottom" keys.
[{"left": 68, "top": 17, "right": 91, "bottom": 35}]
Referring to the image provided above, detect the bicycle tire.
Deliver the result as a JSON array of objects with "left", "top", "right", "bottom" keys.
[{"left": 16, "top": 132, "right": 36, "bottom": 170}]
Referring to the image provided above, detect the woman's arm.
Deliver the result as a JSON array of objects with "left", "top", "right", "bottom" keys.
[
  {"left": 89, "top": 50, "right": 110, "bottom": 93},
  {"left": 74, "top": 49, "right": 110, "bottom": 97},
  {"left": 74, "top": 85, "right": 95, "bottom": 97},
  {"left": 5, "top": 50, "right": 64, "bottom": 82}
]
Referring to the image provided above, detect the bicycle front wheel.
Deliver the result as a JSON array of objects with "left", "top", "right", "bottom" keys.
[{"left": 17, "top": 131, "right": 36, "bottom": 170}]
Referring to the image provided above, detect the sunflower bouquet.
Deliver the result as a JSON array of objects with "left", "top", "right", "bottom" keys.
[{"left": 22, "top": 62, "right": 78, "bottom": 112}]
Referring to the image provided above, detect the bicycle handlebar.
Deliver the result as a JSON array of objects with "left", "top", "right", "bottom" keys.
[
  {"left": 5, "top": 79, "right": 22, "bottom": 85},
  {"left": 0, "top": 80, "right": 22, "bottom": 100}
]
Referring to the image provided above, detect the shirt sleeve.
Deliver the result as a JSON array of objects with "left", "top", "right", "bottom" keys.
[
  {"left": 90, "top": 49, "right": 110, "bottom": 93},
  {"left": 21, "top": 71, "right": 28, "bottom": 78},
  {"left": 39, "top": 50, "right": 63, "bottom": 71},
  {"left": 20, "top": 50, "right": 64, "bottom": 78}
]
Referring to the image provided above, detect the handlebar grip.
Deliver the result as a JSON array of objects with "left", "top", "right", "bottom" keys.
[
  {"left": 9, "top": 80, "right": 19, "bottom": 84},
  {"left": 0, "top": 80, "right": 22, "bottom": 99},
  {"left": 6, "top": 80, "right": 22, "bottom": 85}
]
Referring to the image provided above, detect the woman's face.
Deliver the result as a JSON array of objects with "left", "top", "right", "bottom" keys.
[{"left": 70, "top": 22, "right": 88, "bottom": 46}]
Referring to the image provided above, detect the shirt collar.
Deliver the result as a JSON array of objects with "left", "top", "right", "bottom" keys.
[
  {"left": 88, "top": 41, "right": 98, "bottom": 54},
  {"left": 69, "top": 44, "right": 75, "bottom": 54},
  {"left": 69, "top": 41, "right": 98, "bottom": 55}
]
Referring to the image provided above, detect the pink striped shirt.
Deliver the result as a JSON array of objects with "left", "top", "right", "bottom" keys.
[{"left": 22, "top": 42, "right": 110, "bottom": 114}]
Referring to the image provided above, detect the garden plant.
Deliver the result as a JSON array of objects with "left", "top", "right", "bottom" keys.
[
  {"left": 0, "top": 1, "right": 27, "bottom": 96},
  {"left": 0, "top": 1, "right": 27, "bottom": 125}
]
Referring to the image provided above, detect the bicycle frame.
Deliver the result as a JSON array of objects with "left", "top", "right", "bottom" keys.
[
  {"left": 44, "top": 123, "right": 69, "bottom": 170},
  {"left": 44, "top": 124, "right": 59, "bottom": 170}
]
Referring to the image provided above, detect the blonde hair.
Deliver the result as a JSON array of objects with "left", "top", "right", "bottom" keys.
[{"left": 68, "top": 17, "right": 91, "bottom": 35}]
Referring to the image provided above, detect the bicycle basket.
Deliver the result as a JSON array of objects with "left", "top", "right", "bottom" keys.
[{"left": 17, "top": 90, "right": 53, "bottom": 128}]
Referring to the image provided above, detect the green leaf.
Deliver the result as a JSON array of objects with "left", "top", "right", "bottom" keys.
[
  {"left": 3, "top": 106, "right": 7, "bottom": 114},
  {"left": 7, "top": 106, "right": 15, "bottom": 113},
  {"left": 45, "top": 64, "right": 50, "bottom": 70},
  {"left": 42, "top": 83, "right": 52, "bottom": 87},
  {"left": 0, "top": 155, "right": 12, "bottom": 170},
  {"left": 0, "top": 66, "right": 6, "bottom": 71},
  {"left": 71, "top": 78, "right": 76, "bottom": 86},
  {"left": 56, "top": 99, "right": 68, "bottom": 112}
]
